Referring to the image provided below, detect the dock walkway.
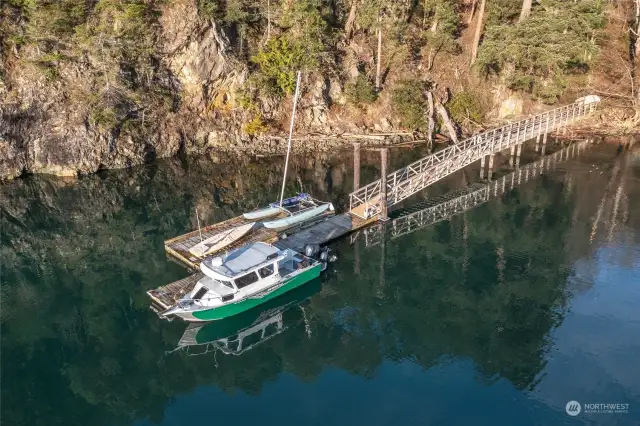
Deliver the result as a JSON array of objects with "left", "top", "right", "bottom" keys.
[{"left": 274, "top": 214, "right": 374, "bottom": 252}]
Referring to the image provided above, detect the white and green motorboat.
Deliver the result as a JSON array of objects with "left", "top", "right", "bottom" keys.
[{"left": 160, "top": 242, "right": 321, "bottom": 322}]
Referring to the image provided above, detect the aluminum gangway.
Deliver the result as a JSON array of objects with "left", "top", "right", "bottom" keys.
[
  {"left": 359, "top": 139, "right": 591, "bottom": 248},
  {"left": 348, "top": 96, "right": 600, "bottom": 219}
]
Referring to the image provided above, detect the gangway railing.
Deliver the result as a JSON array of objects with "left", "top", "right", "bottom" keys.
[
  {"left": 361, "top": 139, "right": 591, "bottom": 247},
  {"left": 349, "top": 96, "right": 599, "bottom": 218}
]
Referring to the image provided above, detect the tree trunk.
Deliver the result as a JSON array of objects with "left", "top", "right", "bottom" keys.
[
  {"left": 635, "top": 0, "right": 640, "bottom": 60},
  {"left": 422, "top": 0, "right": 429, "bottom": 28},
  {"left": 430, "top": 12, "right": 438, "bottom": 33},
  {"left": 436, "top": 101, "right": 459, "bottom": 144},
  {"left": 470, "top": 0, "right": 486, "bottom": 65},
  {"left": 518, "top": 0, "right": 532, "bottom": 22},
  {"left": 630, "top": 0, "right": 640, "bottom": 103},
  {"left": 467, "top": 0, "right": 477, "bottom": 24},
  {"left": 426, "top": 90, "right": 436, "bottom": 146},
  {"left": 376, "top": 21, "right": 382, "bottom": 90},
  {"left": 267, "top": 0, "right": 271, "bottom": 40},
  {"left": 344, "top": 0, "right": 358, "bottom": 40}
]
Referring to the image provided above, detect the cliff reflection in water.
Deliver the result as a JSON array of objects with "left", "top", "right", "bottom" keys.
[{"left": 2, "top": 142, "right": 639, "bottom": 426}]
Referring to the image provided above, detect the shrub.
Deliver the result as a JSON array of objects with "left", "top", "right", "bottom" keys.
[
  {"left": 391, "top": 79, "right": 429, "bottom": 130},
  {"left": 345, "top": 75, "right": 377, "bottom": 106},
  {"left": 477, "top": 1, "right": 604, "bottom": 103},
  {"left": 448, "top": 90, "right": 485, "bottom": 125},
  {"left": 533, "top": 76, "right": 567, "bottom": 104},
  {"left": 251, "top": 37, "right": 314, "bottom": 96},
  {"left": 243, "top": 114, "right": 268, "bottom": 136},
  {"left": 89, "top": 105, "right": 119, "bottom": 130},
  {"left": 197, "top": 0, "right": 217, "bottom": 18}
]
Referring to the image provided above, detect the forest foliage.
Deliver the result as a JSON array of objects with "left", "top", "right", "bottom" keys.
[{"left": 1, "top": 0, "right": 610, "bottom": 132}]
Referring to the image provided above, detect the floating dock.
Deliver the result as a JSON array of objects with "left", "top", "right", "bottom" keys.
[
  {"left": 164, "top": 214, "right": 283, "bottom": 270},
  {"left": 148, "top": 273, "right": 204, "bottom": 314},
  {"left": 152, "top": 211, "right": 375, "bottom": 312},
  {"left": 274, "top": 213, "right": 372, "bottom": 252}
]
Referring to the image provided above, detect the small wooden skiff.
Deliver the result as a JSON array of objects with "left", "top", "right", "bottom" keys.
[{"left": 188, "top": 222, "right": 255, "bottom": 257}]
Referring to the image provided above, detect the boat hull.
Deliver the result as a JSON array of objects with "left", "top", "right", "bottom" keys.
[
  {"left": 262, "top": 204, "right": 330, "bottom": 231},
  {"left": 175, "top": 263, "right": 322, "bottom": 322},
  {"left": 178, "top": 279, "right": 322, "bottom": 347},
  {"left": 243, "top": 207, "right": 281, "bottom": 220}
]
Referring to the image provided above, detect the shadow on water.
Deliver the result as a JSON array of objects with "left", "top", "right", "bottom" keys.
[{"left": 2, "top": 141, "right": 640, "bottom": 425}]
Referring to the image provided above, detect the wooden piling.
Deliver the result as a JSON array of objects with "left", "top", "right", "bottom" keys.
[
  {"left": 378, "top": 224, "right": 386, "bottom": 297},
  {"left": 480, "top": 155, "right": 486, "bottom": 179},
  {"left": 354, "top": 236, "right": 360, "bottom": 275},
  {"left": 488, "top": 154, "right": 495, "bottom": 180},
  {"left": 535, "top": 134, "right": 540, "bottom": 152},
  {"left": 510, "top": 146, "right": 516, "bottom": 168},
  {"left": 379, "top": 148, "right": 389, "bottom": 221},
  {"left": 541, "top": 132, "right": 548, "bottom": 155},
  {"left": 353, "top": 143, "right": 361, "bottom": 191}
]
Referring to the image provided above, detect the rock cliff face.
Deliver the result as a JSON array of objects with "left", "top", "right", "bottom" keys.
[
  {"left": 0, "top": 1, "right": 309, "bottom": 180},
  {"left": 0, "top": 2, "right": 212, "bottom": 179},
  {"left": 2, "top": 0, "right": 631, "bottom": 181},
  {"left": 0, "top": 0, "right": 416, "bottom": 181}
]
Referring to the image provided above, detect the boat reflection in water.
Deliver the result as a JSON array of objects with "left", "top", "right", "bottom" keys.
[{"left": 173, "top": 278, "right": 322, "bottom": 356}]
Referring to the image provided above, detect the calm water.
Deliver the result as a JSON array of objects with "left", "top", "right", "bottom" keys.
[{"left": 2, "top": 142, "right": 640, "bottom": 426}]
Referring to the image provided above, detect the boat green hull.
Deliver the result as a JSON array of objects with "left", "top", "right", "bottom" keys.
[
  {"left": 186, "top": 279, "right": 322, "bottom": 344},
  {"left": 191, "top": 264, "right": 321, "bottom": 321}
]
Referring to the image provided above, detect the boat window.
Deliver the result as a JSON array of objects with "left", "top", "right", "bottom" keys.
[
  {"left": 192, "top": 287, "right": 208, "bottom": 300},
  {"left": 217, "top": 279, "right": 234, "bottom": 289},
  {"left": 258, "top": 264, "right": 275, "bottom": 278},
  {"left": 235, "top": 271, "right": 260, "bottom": 288}
]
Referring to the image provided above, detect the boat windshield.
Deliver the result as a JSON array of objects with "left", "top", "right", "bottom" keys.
[{"left": 217, "top": 279, "right": 234, "bottom": 289}]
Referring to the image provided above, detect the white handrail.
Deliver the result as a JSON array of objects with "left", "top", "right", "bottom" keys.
[{"left": 349, "top": 97, "right": 599, "bottom": 216}]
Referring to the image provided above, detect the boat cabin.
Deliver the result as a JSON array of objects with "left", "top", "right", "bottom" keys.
[{"left": 185, "top": 242, "right": 310, "bottom": 307}]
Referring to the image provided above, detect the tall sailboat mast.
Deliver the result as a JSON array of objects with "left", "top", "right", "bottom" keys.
[{"left": 279, "top": 71, "right": 302, "bottom": 207}]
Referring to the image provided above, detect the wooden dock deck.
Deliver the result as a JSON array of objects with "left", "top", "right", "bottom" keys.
[
  {"left": 153, "top": 212, "right": 375, "bottom": 311},
  {"left": 148, "top": 272, "right": 204, "bottom": 312},
  {"left": 164, "top": 214, "right": 284, "bottom": 270},
  {"left": 274, "top": 213, "right": 375, "bottom": 252}
]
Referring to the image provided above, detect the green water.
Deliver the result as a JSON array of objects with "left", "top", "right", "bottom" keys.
[{"left": 1, "top": 143, "right": 639, "bottom": 426}]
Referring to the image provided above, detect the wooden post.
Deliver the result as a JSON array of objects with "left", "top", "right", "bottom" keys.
[
  {"left": 541, "top": 132, "right": 548, "bottom": 155},
  {"left": 510, "top": 146, "right": 516, "bottom": 168},
  {"left": 376, "top": 17, "right": 382, "bottom": 91},
  {"left": 354, "top": 235, "right": 360, "bottom": 275},
  {"left": 515, "top": 143, "right": 522, "bottom": 167},
  {"left": 535, "top": 134, "right": 540, "bottom": 152},
  {"left": 378, "top": 223, "right": 386, "bottom": 297},
  {"left": 195, "top": 208, "right": 203, "bottom": 243},
  {"left": 480, "top": 155, "right": 486, "bottom": 179},
  {"left": 353, "top": 143, "right": 361, "bottom": 191},
  {"left": 488, "top": 154, "right": 495, "bottom": 179},
  {"left": 380, "top": 148, "right": 388, "bottom": 221}
]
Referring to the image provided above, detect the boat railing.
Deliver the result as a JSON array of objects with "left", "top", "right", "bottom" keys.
[
  {"left": 175, "top": 295, "right": 225, "bottom": 309},
  {"left": 272, "top": 195, "right": 332, "bottom": 216}
]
